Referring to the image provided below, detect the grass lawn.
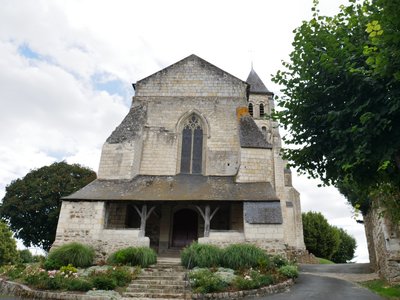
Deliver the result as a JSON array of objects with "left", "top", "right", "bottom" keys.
[
  {"left": 317, "top": 257, "right": 335, "bottom": 264},
  {"left": 361, "top": 280, "right": 400, "bottom": 299}
]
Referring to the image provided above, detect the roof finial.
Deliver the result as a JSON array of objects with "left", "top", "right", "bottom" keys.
[{"left": 249, "top": 49, "right": 254, "bottom": 70}]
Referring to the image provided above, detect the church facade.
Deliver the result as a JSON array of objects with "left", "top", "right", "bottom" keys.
[{"left": 53, "top": 55, "right": 305, "bottom": 258}]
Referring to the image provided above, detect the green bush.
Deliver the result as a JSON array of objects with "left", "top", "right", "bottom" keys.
[
  {"left": 90, "top": 273, "right": 117, "bottom": 290},
  {"left": 233, "top": 270, "right": 273, "bottom": 290},
  {"left": 18, "top": 249, "right": 33, "bottom": 263},
  {"left": 278, "top": 265, "right": 299, "bottom": 279},
  {"left": 271, "top": 255, "right": 288, "bottom": 268},
  {"left": 60, "top": 264, "right": 78, "bottom": 274},
  {"left": 107, "top": 247, "right": 156, "bottom": 267},
  {"left": 107, "top": 266, "right": 133, "bottom": 286},
  {"left": 189, "top": 269, "right": 226, "bottom": 294},
  {"left": 0, "top": 264, "right": 26, "bottom": 280},
  {"left": 0, "top": 221, "right": 20, "bottom": 265},
  {"left": 36, "top": 275, "right": 65, "bottom": 290},
  {"left": 221, "top": 244, "right": 269, "bottom": 270},
  {"left": 65, "top": 278, "right": 93, "bottom": 291},
  {"left": 181, "top": 242, "right": 222, "bottom": 269},
  {"left": 45, "top": 242, "right": 94, "bottom": 269}
]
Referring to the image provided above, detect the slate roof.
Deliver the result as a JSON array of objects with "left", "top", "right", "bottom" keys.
[
  {"left": 137, "top": 54, "right": 249, "bottom": 87},
  {"left": 106, "top": 104, "right": 147, "bottom": 144},
  {"left": 246, "top": 68, "right": 273, "bottom": 95},
  {"left": 63, "top": 175, "right": 279, "bottom": 202},
  {"left": 239, "top": 115, "right": 272, "bottom": 149}
]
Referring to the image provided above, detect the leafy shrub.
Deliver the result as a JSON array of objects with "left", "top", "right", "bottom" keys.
[
  {"left": 60, "top": 264, "right": 78, "bottom": 274},
  {"left": 18, "top": 249, "right": 33, "bottom": 263},
  {"left": 107, "top": 247, "right": 156, "bottom": 267},
  {"left": 271, "top": 255, "right": 288, "bottom": 268},
  {"left": 65, "top": 278, "right": 93, "bottom": 291},
  {"left": 278, "top": 265, "right": 299, "bottom": 279},
  {"left": 189, "top": 269, "right": 226, "bottom": 294},
  {"left": 233, "top": 270, "right": 273, "bottom": 290},
  {"left": 43, "top": 258, "right": 62, "bottom": 270},
  {"left": 214, "top": 268, "right": 237, "bottom": 285},
  {"left": 36, "top": 274, "right": 65, "bottom": 290},
  {"left": 0, "top": 264, "right": 26, "bottom": 280},
  {"left": 107, "top": 266, "right": 133, "bottom": 286},
  {"left": 221, "top": 244, "right": 269, "bottom": 270},
  {"left": 90, "top": 273, "right": 117, "bottom": 290},
  {"left": 181, "top": 242, "right": 222, "bottom": 269},
  {"left": 45, "top": 242, "right": 94, "bottom": 269}
]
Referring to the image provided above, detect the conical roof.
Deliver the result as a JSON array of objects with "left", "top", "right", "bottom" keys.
[{"left": 246, "top": 68, "right": 272, "bottom": 95}]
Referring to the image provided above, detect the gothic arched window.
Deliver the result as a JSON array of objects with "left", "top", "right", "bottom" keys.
[
  {"left": 260, "top": 103, "right": 265, "bottom": 117},
  {"left": 248, "top": 103, "right": 253, "bottom": 117},
  {"left": 180, "top": 114, "right": 203, "bottom": 174}
]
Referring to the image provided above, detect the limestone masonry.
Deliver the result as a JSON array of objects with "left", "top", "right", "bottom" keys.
[{"left": 53, "top": 54, "right": 306, "bottom": 259}]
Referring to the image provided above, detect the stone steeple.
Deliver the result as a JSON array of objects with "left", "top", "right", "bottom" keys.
[{"left": 246, "top": 68, "right": 272, "bottom": 95}]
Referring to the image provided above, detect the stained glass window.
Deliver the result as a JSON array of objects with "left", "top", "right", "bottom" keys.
[{"left": 180, "top": 114, "right": 203, "bottom": 174}]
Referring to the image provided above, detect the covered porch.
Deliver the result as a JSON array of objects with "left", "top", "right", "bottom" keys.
[{"left": 104, "top": 201, "right": 245, "bottom": 253}]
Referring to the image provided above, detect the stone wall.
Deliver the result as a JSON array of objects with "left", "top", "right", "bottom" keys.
[
  {"left": 137, "top": 96, "right": 244, "bottom": 176},
  {"left": 235, "top": 148, "right": 273, "bottom": 182},
  {"left": 248, "top": 94, "right": 271, "bottom": 118},
  {"left": 135, "top": 55, "right": 247, "bottom": 98},
  {"left": 364, "top": 202, "right": 400, "bottom": 283},
  {"left": 53, "top": 201, "right": 149, "bottom": 261}
]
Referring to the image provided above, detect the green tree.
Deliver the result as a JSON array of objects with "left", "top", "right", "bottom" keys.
[
  {"left": 302, "top": 211, "right": 340, "bottom": 260},
  {"left": 0, "top": 221, "right": 19, "bottom": 265},
  {"left": 331, "top": 227, "right": 357, "bottom": 263},
  {"left": 0, "top": 162, "right": 96, "bottom": 251},
  {"left": 272, "top": 0, "right": 400, "bottom": 214}
]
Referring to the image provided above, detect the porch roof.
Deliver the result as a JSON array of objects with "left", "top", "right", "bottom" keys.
[{"left": 63, "top": 175, "right": 279, "bottom": 201}]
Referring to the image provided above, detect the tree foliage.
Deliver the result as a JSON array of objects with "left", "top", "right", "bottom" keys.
[
  {"left": 0, "top": 221, "right": 19, "bottom": 265},
  {"left": 331, "top": 227, "right": 357, "bottom": 263},
  {"left": 302, "top": 212, "right": 340, "bottom": 260},
  {"left": 302, "top": 212, "right": 357, "bottom": 262},
  {"left": 0, "top": 162, "right": 96, "bottom": 251},
  {"left": 273, "top": 0, "right": 400, "bottom": 214}
]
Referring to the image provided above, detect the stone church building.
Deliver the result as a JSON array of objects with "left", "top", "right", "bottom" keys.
[{"left": 53, "top": 54, "right": 305, "bottom": 258}]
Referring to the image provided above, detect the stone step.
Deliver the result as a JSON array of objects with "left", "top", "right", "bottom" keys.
[
  {"left": 126, "top": 287, "right": 185, "bottom": 293},
  {"left": 129, "top": 283, "right": 185, "bottom": 289},
  {"left": 148, "top": 263, "right": 183, "bottom": 269},
  {"left": 139, "top": 275, "right": 185, "bottom": 280},
  {"left": 134, "top": 279, "right": 186, "bottom": 285},
  {"left": 142, "top": 268, "right": 185, "bottom": 274},
  {"left": 123, "top": 292, "right": 188, "bottom": 299}
]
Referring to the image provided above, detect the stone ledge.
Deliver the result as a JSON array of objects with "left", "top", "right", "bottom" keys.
[
  {"left": 0, "top": 278, "right": 111, "bottom": 300},
  {"left": 191, "top": 279, "right": 293, "bottom": 299}
]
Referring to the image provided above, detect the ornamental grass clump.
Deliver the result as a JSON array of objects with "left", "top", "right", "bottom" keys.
[
  {"left": 181, "top": 242, "right": 222, "bottom": 269},
  {"left": 221, "top": 244, "right": 270, "bottom": 270},
  {"left": 45, "top": 242, "right": 94, "bottom": 269},
  {"left": 107, "top": 247, "right": 156, "bottom": 267}
]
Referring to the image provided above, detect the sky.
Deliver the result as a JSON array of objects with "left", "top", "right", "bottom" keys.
[{"left": 0, "top": 0, "right": 368, "bottom": 262}]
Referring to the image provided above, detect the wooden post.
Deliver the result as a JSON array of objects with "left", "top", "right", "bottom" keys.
[
  {"left": 195, "top": 205, "right": 219, "bottom": 238},
  {"left": 133, "top": 204, "right": 156, "bottom": 238},
  {"left": 204, "top": 205, "right": 210, "bottom": 237}
]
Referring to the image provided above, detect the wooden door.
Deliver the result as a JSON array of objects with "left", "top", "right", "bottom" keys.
[{"left": 172, "top": 209, "right": 198, "bottom": 248}]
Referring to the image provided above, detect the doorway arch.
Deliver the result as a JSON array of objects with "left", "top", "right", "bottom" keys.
[{"left": 171, "top": 209, "right": 198, "bottom": 248}]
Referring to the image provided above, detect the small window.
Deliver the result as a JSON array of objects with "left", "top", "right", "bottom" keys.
[
  {"left": 248, "top": 103, "right": 253, "bottom": 117},
  {"left": 260, "top": 104, "right": 265, "bottom": 117}
]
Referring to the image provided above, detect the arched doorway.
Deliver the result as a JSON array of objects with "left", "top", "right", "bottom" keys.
[{"left": 171, "top": 209, "right": 198, "bottom": 248}]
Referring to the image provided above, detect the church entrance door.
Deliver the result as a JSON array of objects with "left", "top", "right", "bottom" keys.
[{"left": 171, "top": 209, "right": 198, "bottom": 248}]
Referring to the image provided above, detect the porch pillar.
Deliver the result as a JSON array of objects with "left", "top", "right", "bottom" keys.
[
  {"left": 196, "top": 204, "right": 219, "bottom": 237},
  {"left": 134, "top": 204, "right": 156, "bottom": 237}
]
